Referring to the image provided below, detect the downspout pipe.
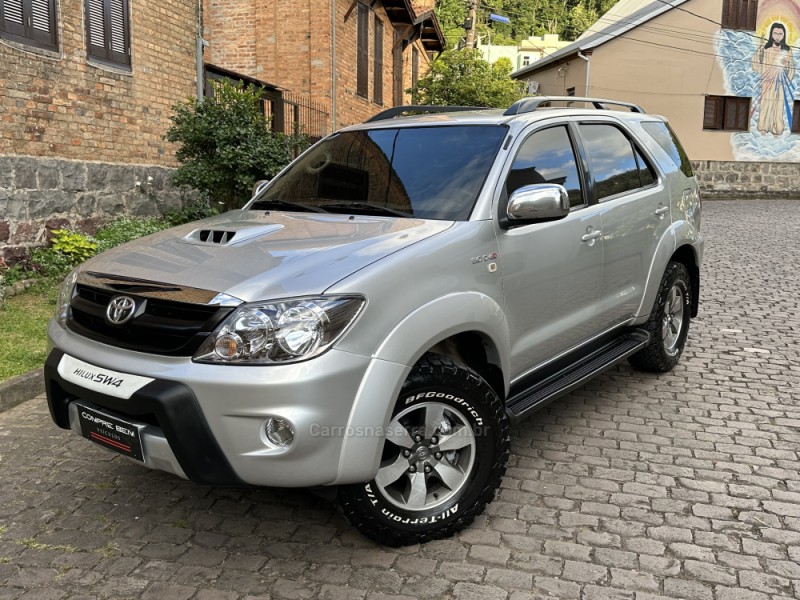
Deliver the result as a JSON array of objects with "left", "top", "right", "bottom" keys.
[
  {"left": 577, "top": 51, "right": 590, "bottom": 96},
  {"left": 330, "top": 0, "right": 337, "bottom": 132},
  {"left": 196, "top": 0, "right": 207, "bottom": 100},
  {"left": 197, "top": 37, "right": 208, "bottom": 100}
]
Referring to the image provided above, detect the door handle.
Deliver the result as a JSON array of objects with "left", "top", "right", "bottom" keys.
[
  {"left": 581, "top": 230, "right": 602, "bottom": 242},
  {"left": 655, "top": 206, "right": 669, "bottom": 217}
]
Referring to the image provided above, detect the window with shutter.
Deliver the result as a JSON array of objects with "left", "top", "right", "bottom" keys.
[
  {"left": 792, "top": 101, "right": 800, "bottom": 134},
  {"left": 721, "top": 0, "right": 757, "bottom": 30},
  {"left": 356, "top": 3, "right": 369, "bottom": 99},
  {"left": 373, "top": 17, "right": 383, "bottom": 105},
  {"left": 85, "top": 0, "right": 130, "bottom": 68},
  {"left": 703, "top": 96, "right": 750, "bottom": 131},
  {"left": 0, "top": 0, "right": 58, "bottom": 50}
]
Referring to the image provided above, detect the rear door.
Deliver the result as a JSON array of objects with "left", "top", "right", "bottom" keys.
[{"left": 575, "top": 120, "right": 672, "bottom": 326}]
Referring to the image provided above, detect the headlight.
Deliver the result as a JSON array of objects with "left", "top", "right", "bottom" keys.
[
  {"left": 55, "top": 268, "right": 80, "bottom": 327},
  {"left": 193, "top": 295, "right": 365, "bottom": 364}
]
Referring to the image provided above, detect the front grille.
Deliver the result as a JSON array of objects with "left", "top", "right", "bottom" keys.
[{"left": 67, "top": 284, "right": 233, "bottom": 356}]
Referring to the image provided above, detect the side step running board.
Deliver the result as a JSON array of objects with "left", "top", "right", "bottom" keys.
[{"left": 506, "top": 331, "right": 649, "bottom": 419}]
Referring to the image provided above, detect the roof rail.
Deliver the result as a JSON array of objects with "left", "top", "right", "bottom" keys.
[
  {"left": 365, "top": 105, "right": 485, "bottom": 122},
  {"left": 504, "top": 96, "right": 645, "bottom": 116}
]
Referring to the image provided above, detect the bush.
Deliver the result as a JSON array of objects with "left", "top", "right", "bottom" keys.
[
  {"left": 49, "top": 229, "right": 97, "bottom": 263},
  {"left": 163, "top": 202, "right": 220, "bottom": 226},
  {"left": 94, "top": 217, "right": 172, "bottom": 253},
  {"left": 165, "top": 80, "right": 311, "bottom": 211}
]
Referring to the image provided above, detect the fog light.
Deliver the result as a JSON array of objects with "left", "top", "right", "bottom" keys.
[{"left": 265, "top": 417, "right": 294, "bottom": 447}]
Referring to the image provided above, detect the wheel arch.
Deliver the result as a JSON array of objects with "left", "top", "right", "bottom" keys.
[
  {"left": 637, "top": 221, "right": 701, "bottom": 320},
  {"left": 669, "top": 244, "right": 700, "bottom": 318},
  {"left": 331, "top": 292, "right": 510, "bottom": 485}
]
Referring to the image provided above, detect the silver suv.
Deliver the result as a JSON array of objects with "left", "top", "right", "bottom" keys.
[{"left": 45, "top": 97, "right": 703, "bottom": 546}]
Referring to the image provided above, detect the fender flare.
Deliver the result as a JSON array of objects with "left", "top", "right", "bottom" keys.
[
  {"left": 331, "top": 292, "right": 510, "bottom": 485},
  {"left": 635, "top": 220, "right": 701, "bottom": 319}
]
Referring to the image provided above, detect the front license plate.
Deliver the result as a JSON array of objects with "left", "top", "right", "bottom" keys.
[{"left": 77, "top": 404, "right": 145, "bottom": 462}]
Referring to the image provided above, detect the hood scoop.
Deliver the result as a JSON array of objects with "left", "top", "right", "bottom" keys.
[{"left": 181, "top": 224, "right": 284, "bottom": 246}]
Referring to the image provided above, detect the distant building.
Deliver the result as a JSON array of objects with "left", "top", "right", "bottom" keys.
[
  {"left": 511, "top": 0, "right": 800, "bottom": 198},
  {"left": 478, "top": 34, "right": 571, "bottom": 71}
]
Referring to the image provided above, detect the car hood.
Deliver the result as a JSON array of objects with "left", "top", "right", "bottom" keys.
[{"left": 83, "top": 210, "right": 453, "bottom": 302}]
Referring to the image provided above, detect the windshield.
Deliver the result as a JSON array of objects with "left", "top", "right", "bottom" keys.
[{"left": 249, "top": 125, "right": 507, "bottom": 220}]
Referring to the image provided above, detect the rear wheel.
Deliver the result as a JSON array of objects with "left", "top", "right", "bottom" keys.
[
  {"left": 629, "top": 261, "right": 692, "bottom": 372},
  {"left": 337, "top": 354, "right": 509, "bottom": 546}
]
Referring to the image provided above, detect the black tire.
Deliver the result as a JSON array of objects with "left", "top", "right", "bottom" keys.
[
  {"left": 629, "top": 261, "right": 692, "bottom": 373},
  {"left": 337, "top": 354, "right": 509, "bottom": 546}
]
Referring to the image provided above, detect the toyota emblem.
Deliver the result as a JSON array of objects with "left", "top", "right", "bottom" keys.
[{"left": 106, "top": 295, "right": 137, "bottom": 325}]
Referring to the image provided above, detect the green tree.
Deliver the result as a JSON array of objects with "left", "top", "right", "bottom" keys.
[
  {"left": 435, "top": 0, "right": 468, "bottom": 48},
  {"left": 165, "top": 80, "right": 309, "bottom": 211},
  {"left": 435, "top": 0, "right": 619, "bottom": 45},
  {"left": 410, "top": 50, "right": 525, "bottom": 107}
]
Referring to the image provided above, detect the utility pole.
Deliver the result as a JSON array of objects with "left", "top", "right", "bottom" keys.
[{"left": 464, "top": 0, "right": 478, "bottom": 49}]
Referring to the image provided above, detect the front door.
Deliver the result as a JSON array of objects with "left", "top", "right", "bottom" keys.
[{"left": 497, "top": 124, "right": 606, "bottom": 379}]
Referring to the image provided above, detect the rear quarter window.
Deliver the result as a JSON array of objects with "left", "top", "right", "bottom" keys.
[{"left": 641, "top": 121, "right": 693, "bottom": 178}]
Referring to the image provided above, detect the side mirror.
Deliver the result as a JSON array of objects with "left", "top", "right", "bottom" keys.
[
  {"left": 504, "top": 184, "right": 570, "bottom": 227},
  {"left": 252, "top": 179, "right": 270, "bottom": 198}
]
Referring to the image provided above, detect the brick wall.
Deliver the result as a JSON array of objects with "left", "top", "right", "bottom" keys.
[
  {"left": 204, "top": 0, "right": 433, "bottom": 131},
  {"left": 0, "top": 0, "right": 199, "bottom": 260},
  {"left": 0, "top": 0, "right": 198, "bottom": 164}
]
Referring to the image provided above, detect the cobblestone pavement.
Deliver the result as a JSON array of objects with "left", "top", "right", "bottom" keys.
[{"left": 2, "top": 199, "right": 800, "bottom": 600}]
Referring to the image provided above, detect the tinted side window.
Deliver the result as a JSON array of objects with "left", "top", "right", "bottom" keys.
[
  {"left": 635, "top": 148, "right": 656, "bottom": 187},
  {"left": 578, "top": 124, "right": 642, "bottom": 201},
  {"left": 506, "top": 126, "right": 584, "bottom": 207},
  {"left": 641, "top": 121, "right": 694, "bottom": 177}
]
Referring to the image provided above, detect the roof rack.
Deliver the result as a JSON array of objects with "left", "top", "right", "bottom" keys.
[
  {"left": 365, "top": 105, "right": 485, "bottom": 122},
  {"left": 504, "top": 96, "right": 645, "bottom": 116}
]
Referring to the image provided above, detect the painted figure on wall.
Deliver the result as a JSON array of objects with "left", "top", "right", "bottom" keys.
[
  {"left": 716, "top": 0, "right": 800, "bottom": 161},
  {"left": 751, "top": 22, "right": 796, "bottom": 135}
]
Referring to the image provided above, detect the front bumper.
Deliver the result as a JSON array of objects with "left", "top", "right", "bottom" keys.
[{"left": 46, "top": 320, "right": 387, "bottom": 487}]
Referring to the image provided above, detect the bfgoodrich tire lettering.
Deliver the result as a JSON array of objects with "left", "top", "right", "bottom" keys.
[
  {"left": 337, "top": 354, "right": 510, "bottom": 546},
  {"left": 629, "top": 261, "right": 692, "bottom": 373}
]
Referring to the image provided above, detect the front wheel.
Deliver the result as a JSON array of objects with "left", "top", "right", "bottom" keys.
[
  {"left": 629, "top": 261, "right": 692, "bottom": 373},
  {"left": 337, "top": 354, "right": 509, "bottom": 546}
]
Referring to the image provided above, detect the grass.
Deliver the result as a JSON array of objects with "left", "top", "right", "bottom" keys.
[{"left": 0, "top": 282, "right": 58, "bottom": 382}]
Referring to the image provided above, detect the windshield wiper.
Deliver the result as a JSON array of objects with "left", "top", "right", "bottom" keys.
[
  {"left": 249, "top": 199, "right": 328, "bottom": 213},
  {"left": 319, "top": 201, "right": 414, "bottom": 218}
]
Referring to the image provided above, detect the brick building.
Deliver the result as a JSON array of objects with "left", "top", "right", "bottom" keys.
[
  {"left": 0, "top": 0, "right": 200, "bottom": 259},
  {"left": 203, "top": 0, "right": 445, "bottom": 132}
]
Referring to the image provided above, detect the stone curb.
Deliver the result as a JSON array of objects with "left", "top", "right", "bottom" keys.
[{"left": 0, "top": 368, "right": 45, "bottom": 413}]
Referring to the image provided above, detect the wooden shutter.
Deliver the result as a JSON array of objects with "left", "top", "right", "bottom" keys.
[
  {"left": 703, "top": 96, "right": 723, "bottom": 130},
  {"left": 356, "top": 3, "right": 368, "bottom": 98},
  {"left": 1, "top": 0, "right": 27, "bottom": 37},
  {"left": 746, "top": 0, "right": 757, "bottom": 31},
  {"left": 732, "top": 97, "right": 749, "bottom": 130},
  {"left": 86, "top": 0, "right": 130, "bottom": 67},
  {"left": 737, "top": 0, "right": 748, "bottom": 29},
  {"left": 373, "top": 17, "right": 383, "bottom": 105},
  {"left": 722, "top": 0, "right": 757, "bottom": 30},
  {"left": 721, "top": 0, "right": 731, "bottom": 28},
  {"left": 0, "top": 0, "right": 57, "bottom": 49}
]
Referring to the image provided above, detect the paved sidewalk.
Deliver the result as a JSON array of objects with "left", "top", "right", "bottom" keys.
[{"left": 1, "top": 199, "right": 799, "bottom": 599}]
